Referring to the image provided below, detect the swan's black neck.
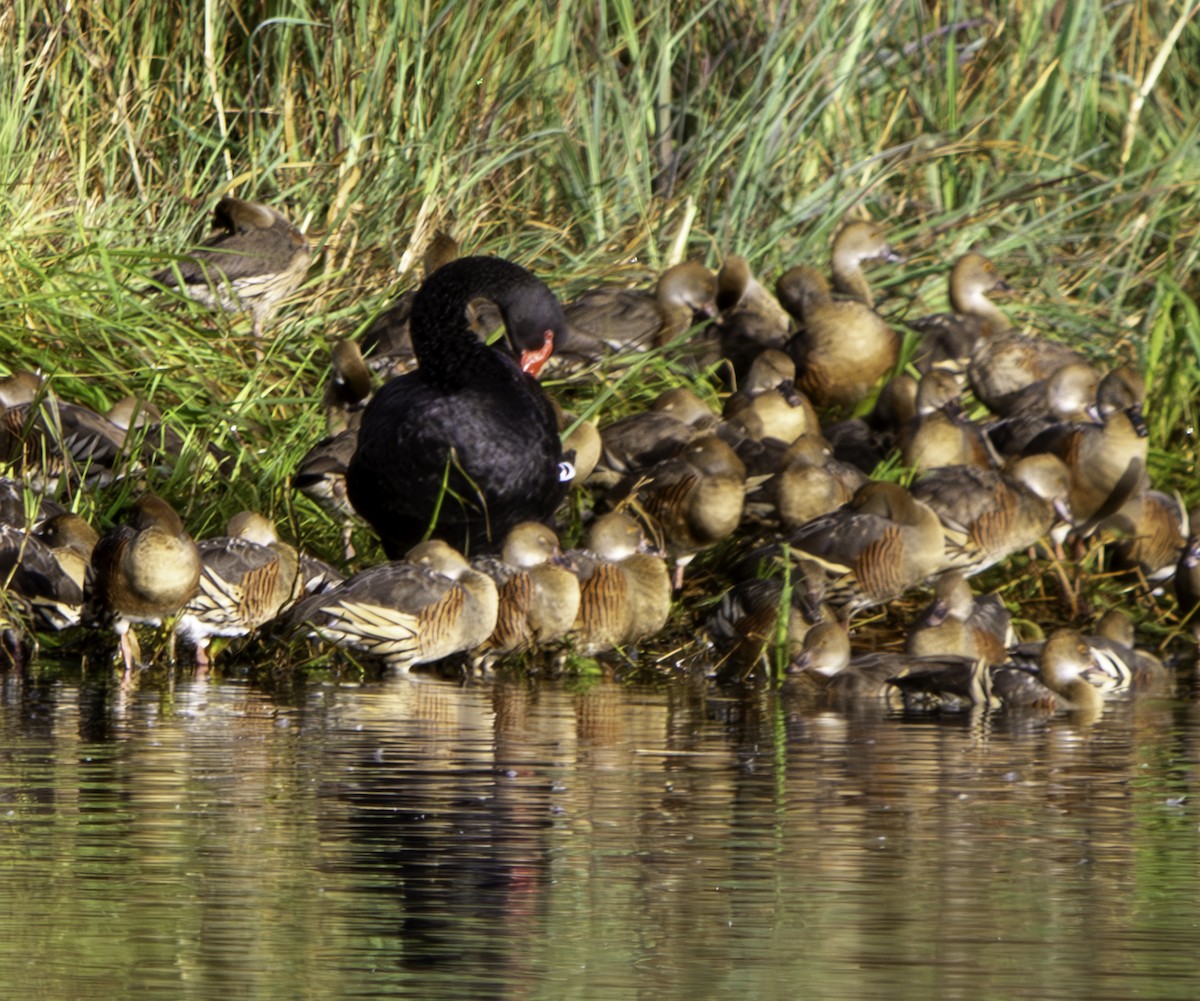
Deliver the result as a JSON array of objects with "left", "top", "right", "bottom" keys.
[{"left": 408, "top": 256, "right": 566, "bottom": 388}]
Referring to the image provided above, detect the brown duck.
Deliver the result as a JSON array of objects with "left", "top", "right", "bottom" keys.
[
  {"left": 967, "top": 285, "right": 1090, "bottom": 417},
  {"left": 292, "top": 340, "right": 378, "bottom": 559},
  {"left": 322, "top": 339, "right": 375, "bottom": 436},
  {"left": 722, "top": 349, "right": 799, "bottom": 410},
  {"left": 720, "top": 351, "right": 820, "bottom": 458},
  {"left": 1022, "top": 366, "right": 1149, "bottom": 528},
  {"left": 769, "top": 434, "right": 861, "bottom": 530},
  {"left": 912, "top": 453, "right": 1072, "bottom": 574},
  {"left": 176, "top": 512, "right": 304, "bottom": 668},
  {"left": 1104, "top": 488, "right": 1186, "bottom": 584},
  {"left": 611, "top": 434, "right": 747, "bottom": 587},
  {"left": 567, "top": 512, "right": 672, "bottom": 655},
  {"left": 905, "top": 572, "right": 1012, "bottom": 665},
  {"left": 909, "top": 252, "right": 1012, "bottom": 374},
  {"left": 294, "top": 428, "right": 360, "bottom": 559},
  {"left": 783, "top": 480, "right": 946, "bottom": 615},
  {"left": 1034, "top": 628, "right": 1112, "bottom": 715},
  {"left": 288, "top": 539, "right": 499, "bottom": 672},
  {"left": 90, "top": 494, "right": 202, "bottom": 674},
  {"left": 594, "top": 387, "right": 718, "bottom": 481},
  {"left": 900, "top": 370, "right": 994, "bottom": 472},
  {"left": 984, "top": 361, "right": 1100, "bottom": 457},
  {"left": 791, "top": 619, "right": 991, "bottom": 708},
  {"left": 714, "top": 256, "right": 792, "bottom": 380},
  {"left": 709, "top": 559, "right": 828, "bottom": 678},
  {"left": 779, "top": 234, "right": 900, "bottom": 414},
  {"left": 473, "top": 522, "right": 581, "bottom": 657},
  {"left": 1, "top": 372, "right": 131, "bottom": 491},
  {"left": 151, "top": 196, "right": 311, "bottom": 338},
  {"left": 559, "top": 261, "right": 718, "bottom": 361},
  {"left": 0, "top": 513, "right": 98, "bottom": 630}
]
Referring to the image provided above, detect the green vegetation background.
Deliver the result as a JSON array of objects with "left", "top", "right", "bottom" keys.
[{"left": 2, "top": 0, "right": 1198, "bottom": 643}]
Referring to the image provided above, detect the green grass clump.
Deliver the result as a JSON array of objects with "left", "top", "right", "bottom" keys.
[{"left": 3, "top": 0, "right": 1200, "bottom": 672}]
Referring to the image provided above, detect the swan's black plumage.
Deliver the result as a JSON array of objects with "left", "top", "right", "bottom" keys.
[{"left": 346, "top": 256, "right": 568, "bottom": 557}]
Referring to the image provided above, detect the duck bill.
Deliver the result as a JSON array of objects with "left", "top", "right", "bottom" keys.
[
  {"left": 1052, "top": 498, "right": 1074, "bottom": 525},
  {"left": 777, "top": 378, "right": 805, "bottom": 408},
  {"left": 519, "top": 330, "right": 555, "bottom": 377},
  {"left": 921, "top": 597, "right": 952, "bottom": 628},
  {"left": 638, "top": 538, "right": 668, "bottom": 558},
  {"left": 789, "top": 650, "right": 813, "bottom": 673},
  {"left": 1127, "top": 404, "right": 1148, "bottom": 439}
]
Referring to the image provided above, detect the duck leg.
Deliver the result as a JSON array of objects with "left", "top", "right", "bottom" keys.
[
  {"left": 117, "top": 625, "right": 141, "bottom": 678},
  {"left": 194, "top": 639, "right": 212, "bottom": 671}
]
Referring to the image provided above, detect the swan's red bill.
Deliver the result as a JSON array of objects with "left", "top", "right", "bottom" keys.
[{"left": 520, "top": 330, "right": 555, "bottom": 377}]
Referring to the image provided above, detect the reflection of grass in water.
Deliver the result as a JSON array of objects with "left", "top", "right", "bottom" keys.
[{"left": 5, "top": 1, "right": 1200, "bottom": 672}]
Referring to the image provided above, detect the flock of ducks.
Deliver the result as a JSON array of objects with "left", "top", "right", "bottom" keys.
[{"left": 1, "top": 197, "right": 1196, "bottom": 718}]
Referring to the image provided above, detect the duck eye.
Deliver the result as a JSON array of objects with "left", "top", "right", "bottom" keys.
[{"left": 558, "top": 460, "right": 576, "bottom": 482}]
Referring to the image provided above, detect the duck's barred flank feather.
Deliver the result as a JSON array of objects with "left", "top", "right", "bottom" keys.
[
  {"left": 242, "top": 563, "right": 288, "bottom": 619},
  {"left": 194, "top": 560, "right": 289, "bottom": 628},
  {"left": 490, "top": 574, "right": 534, "bottom": 651},
  {"left": 580, "top": 564, "right": 626, "bottom": 625},
  {"left": 855, "top": 528, "right": 904, "bottom": 602},
  {"left": 418, "top": 584, "right": 466, "bottom": 655},
  {"left": 645, "top": 471, "right": 698, "bottom": 537},
  {"left": 967, "top": 505, "right": 1020, "bottom": 565},
  {"left": 576, "top": 562, "right": 630, "bottom": 652}
]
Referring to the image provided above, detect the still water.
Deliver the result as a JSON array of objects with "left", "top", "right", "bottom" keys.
[{"left": 1, "top": 663, "right": 1198, "bottom": 1001}]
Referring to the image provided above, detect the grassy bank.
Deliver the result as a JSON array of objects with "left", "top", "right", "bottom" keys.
[{"left": 3, "top": 0, "right": 1200, "bottom": 664}]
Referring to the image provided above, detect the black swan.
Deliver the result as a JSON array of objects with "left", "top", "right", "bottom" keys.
[{"left": 346, "top": 256, "right": 570, "bottom": 557}]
